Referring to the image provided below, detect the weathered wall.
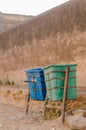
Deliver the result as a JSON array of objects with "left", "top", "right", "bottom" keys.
[{"left": 0, "top": 0, "right": 86, "bottom": 87}]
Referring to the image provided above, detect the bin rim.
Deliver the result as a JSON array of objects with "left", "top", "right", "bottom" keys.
[
  {"left": 43, "top": 64, "right": 77, "bottom": 70},
  {"left": 24, "top": 68, "right": 43, "bottom": 73}
]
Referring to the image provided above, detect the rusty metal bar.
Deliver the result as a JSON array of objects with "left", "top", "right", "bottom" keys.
[
  {"left": 26, "top": 91, "right": 30, "bottom": 114},
  {"left": 24, "top": 80, "right": 31, "bottom": 82},
  {"left": 45, "top": 76, "right": 76, "bottom": 82},
  {"left": 61, "top": 67, "right": 69, "bottom": 123},
  {"left": 46, "top": 86, "right": 76, "bottom": 90},
  {"left": 45, "top": 70, "right": 76, "bottom": 75},
  {"left": 24, "top": 80, "right": 45, "bottom": 84}
]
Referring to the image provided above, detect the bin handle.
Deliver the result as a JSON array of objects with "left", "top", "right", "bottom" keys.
[
  {"left": 24, "top": 80, "right": 36, "bottom": 82},
  {"left": 24, "top": 80, "right": 31, "bottom": 82}
]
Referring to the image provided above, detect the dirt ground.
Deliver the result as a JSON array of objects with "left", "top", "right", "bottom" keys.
[
  {"left": 0, "top": 86, "right": 69, "bottom": 130},
  {"left": 0, "top": 103, "right": 70, "bottom": 130},
  {"left": 0, "top": 86, "right": 86, "bottom": 130}
]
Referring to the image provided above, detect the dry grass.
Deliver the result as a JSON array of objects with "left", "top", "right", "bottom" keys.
[
  {"left": 66, "top": 96, "right": 86, "bottom": 110},
  {"left": 0, "top": 0, "right": 86, "bottom": 50},
  {"left": 43, "top": 96, "right": 86, "bottom": 120},
  {"left": 0, "top": 0, "right": 86, "bottom": 86},
  {"left": 0, "top": 12, "right": 33, "bottom": 33}
]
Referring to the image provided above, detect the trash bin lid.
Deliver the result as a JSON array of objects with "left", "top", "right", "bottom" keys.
[
  {"left": 24, "top": 68, "right": 43, "bottom": 73},
  {"left": 43, "top": 64, "right": 77, "bottom": 70}
]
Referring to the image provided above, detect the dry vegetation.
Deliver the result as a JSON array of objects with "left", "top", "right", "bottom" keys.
[
  {"left": 0, "top": 0, "right": 86, "bottom": 86},
  {"left": 43, "top": 95, "right": 86, "bottom": 120},
  {"left": 0, "top": 12, "right": 33, "bottom": 33}
]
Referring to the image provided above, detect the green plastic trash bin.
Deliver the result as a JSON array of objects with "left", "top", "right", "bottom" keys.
[{"left": 43, "top": 64, "right": 77, "bottom": 100}]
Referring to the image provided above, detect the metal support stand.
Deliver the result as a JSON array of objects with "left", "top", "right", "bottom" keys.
[
  {"left": 25, "top": 78, "right": 36, "bottom": 114},
  {"left": 26, "top": 90, "right": 30, "bottom": 114},
  {"left": 61, "top": 67, "right": 69, "bottom": 123}
]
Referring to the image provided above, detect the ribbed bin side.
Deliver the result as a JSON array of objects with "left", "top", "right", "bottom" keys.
[
  {"left": 25, "top": 68, "right": 46, "bottom": 100},
  {"left": 44, "top": 64, "right": 77, "bottom": 100}
]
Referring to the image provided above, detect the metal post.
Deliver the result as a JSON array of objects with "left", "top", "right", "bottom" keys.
[
  {"left": 26, "top": 90, "right": 30, "bottom": 114},
  {"left": 61, "top": 67, "right": 69, "bottom": 123}
]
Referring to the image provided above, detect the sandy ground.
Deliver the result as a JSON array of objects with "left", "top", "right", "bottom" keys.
[
  {"left": 0, "top": 102, "right": 70, "bottom": 130},
  {"left": 0, "top": 85, "right": 86, "bottom": 130},
  {"left": 0, "top": 86, "right": 70, "bottom": 130}
]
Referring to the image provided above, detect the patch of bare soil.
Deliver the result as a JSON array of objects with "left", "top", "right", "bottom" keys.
[
  {"left": 0, "top": 86, "right": 86, "bottom": 130},
  {"left": 0, "top": 103, "right": 69, "bottom": 130}
]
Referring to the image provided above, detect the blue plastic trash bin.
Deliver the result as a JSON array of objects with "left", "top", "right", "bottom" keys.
[{"left": 25, "top": 68, "right": 46, "bottom": 100}]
